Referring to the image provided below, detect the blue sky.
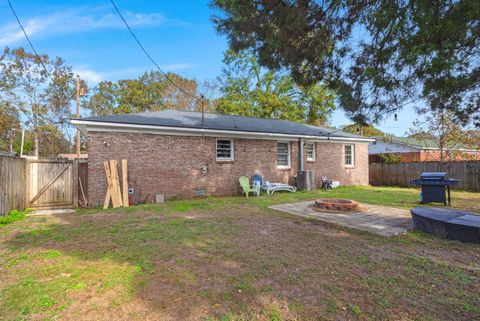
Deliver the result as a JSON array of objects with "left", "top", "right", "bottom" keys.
[{"left": 0, "top": 0, "right": 416, "bottom": 136}]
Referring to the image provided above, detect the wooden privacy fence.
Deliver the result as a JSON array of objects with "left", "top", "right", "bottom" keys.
[
  {"left": 26, "top": 159, "right": 77, "bottom": 209},
  {"left": 0, "top": 155, "right": 88, "bottom": 215},
  {"left": 0, "top": 154, "right": 26, "bottom": 216},
  {"left": 369, "top": 161, "right": 480, "bottom": 191}
]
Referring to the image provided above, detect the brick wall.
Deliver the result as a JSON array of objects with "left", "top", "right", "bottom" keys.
[
  {"left": 305, "top": 142, "right": 369, "bottom": 186},
  {"left": 87, "top": 132, "right": 369, "bottom": 206},
  {"left": 420, "top": 150, "right": 480, "bottom": 161}
]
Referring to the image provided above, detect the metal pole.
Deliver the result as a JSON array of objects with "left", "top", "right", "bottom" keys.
[
  {"left": 298, "top": 139, "right": 304, "bottom": 171},
  {"left": 76, "top": 76, "right": 81, "bottom": 159},
  {"left": 200, "top": 94, "right": 205, "bottom": 127}
]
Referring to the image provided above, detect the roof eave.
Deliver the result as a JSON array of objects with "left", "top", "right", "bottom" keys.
[{"left": 71, "top": 119, "right": 375, "bottom": 142}]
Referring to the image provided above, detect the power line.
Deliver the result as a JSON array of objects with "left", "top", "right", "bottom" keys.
[
  {"left": 7, "top": 0, "right": 53, "bottom": 81},
  {"left": 108, "top": 0, "right": 200, "bottom": 101}
]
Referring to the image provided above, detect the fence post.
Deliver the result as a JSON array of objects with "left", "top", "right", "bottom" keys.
[
  {"left": 25, "top": 159, "right": 30, "bottom": 209},
  {"left": 72, "top": 159, "right": 79, "bottom": 208},
  {"left": 0, "top": 155, "right": 27, "bottom": 215}
]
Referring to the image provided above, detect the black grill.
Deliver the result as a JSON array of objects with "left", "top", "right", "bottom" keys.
[
  {"left": 410, "top": 172, "right": 459, "bottom": 205},
  {"left": 421, "top": 172, "right": 447, "bottom": 180}
]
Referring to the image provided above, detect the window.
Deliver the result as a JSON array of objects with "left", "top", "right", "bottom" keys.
[
  {"left": 277, "top": 142, "right": 291, "bottom": 168},
  {"left": 306, "top": 143, "right": 315, "bottom": 161},
  {"left": 216, "top": 139, "right": 234, "bottom": 161},
  {"left": 344, "top": 144, "right": 355, "bottom": 167}
]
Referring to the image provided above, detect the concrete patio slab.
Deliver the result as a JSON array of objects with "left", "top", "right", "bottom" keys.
[{"left": 269, "top": 201, "right": 413, "bottom": 237}]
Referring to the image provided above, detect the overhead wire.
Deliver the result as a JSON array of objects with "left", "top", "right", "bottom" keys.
[
  {"left": 5, "top": 1, "right": 421, "bottom": 157},
  {"left": 13, "top": 0, "right": 462, "bottom": 134},
  {"left": 9, "top": 0, "right": 200, "bottom": 103},
  {"left": 7, "top": 0, "right": 54, "bottom": 82},
  {"left": 7, "top": 0, "right": 86, "bottom": 147},
  {"left": 108, "top": 0, "right": 201, "bottom": 102}
]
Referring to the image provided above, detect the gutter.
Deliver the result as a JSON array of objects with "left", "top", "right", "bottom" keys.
[{"left": 70, "top": 119, "right": 375, "bottom": 143}]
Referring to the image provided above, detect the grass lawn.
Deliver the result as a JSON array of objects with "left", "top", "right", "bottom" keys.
[{"left": 0, "top": 186, "right": 479, "bottom": 320}]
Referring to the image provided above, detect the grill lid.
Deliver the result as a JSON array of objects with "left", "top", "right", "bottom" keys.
[{"left": 420, "top": 172, "right": 447, "bottom": 180}]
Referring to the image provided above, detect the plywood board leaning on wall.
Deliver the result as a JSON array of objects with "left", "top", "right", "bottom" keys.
[
  {"left": 122, "top": 159, "right": 129, "bottom": 207},
  {"left": 109, "top": 160, "right": 122, "bottom": 208},
  {"left": 103, "top": 160, "right": 128, "bottom": 209}
]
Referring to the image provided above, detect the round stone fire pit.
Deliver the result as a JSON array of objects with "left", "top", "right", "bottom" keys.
[{"left": 314, "top": 199, "right": 359, "bottom": 212}]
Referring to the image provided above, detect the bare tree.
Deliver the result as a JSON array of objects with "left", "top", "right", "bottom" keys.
[{"left": 408, "top": 109, "right": 478, "bottom": 162}]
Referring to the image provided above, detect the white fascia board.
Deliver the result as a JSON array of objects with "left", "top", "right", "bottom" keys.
[
  {"left": 421, "top": 147, "right": 480, "bottom": 152},
  {"left": 70, "top": 119, "right": 375, "bottom": 143}
]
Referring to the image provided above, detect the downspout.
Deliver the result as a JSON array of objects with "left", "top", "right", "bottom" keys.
[{"left": 298, "top": 139, "right": 304, "bottom": 171}]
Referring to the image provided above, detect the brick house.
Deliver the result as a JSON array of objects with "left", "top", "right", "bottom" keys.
[
  {"left": 369, "top": 136, "right": 480, "bottom": 163},
  {"left": 72, "top": 110, "right": 373, "bottom": 206}
]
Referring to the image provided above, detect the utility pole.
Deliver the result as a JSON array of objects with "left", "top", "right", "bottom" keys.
[{"left": 76, "top": 76, "right": 86, "bottom": 159}]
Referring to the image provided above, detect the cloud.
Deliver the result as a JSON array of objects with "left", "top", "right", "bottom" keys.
[
  {"left": 0, "top": 7, "right": 175, "bottom": 46},
  {"left": 74, "top": 68, "right": 106, "bottom": 84},
  {"left": 0, "top": 17, "right": 53, "bottom": 45}
]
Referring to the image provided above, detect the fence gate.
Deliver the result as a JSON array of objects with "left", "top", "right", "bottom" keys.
[{"left": 26, "top": 159, "right": 79, "bottom": 209}]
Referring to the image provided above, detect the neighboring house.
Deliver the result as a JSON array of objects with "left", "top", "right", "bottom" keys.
[
  {"left": 369, "top": 136, "right": 480, "bottom": 163},
  {"left": 72, "top": 110, "right": 373, "bottom": 206}
]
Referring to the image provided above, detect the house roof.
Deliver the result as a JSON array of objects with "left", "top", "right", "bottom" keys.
[
  {"left": 72, "top": 110, "right": 373, "bottom": 142},
  {"left": 0, "top": 152, "right": 19, "bottom": 157},
  {"left": 376, "top": 136, "right": 476, "bottom": 151},
  {"left": 388, "top": 137, "right": 440, "bottom": 149}
]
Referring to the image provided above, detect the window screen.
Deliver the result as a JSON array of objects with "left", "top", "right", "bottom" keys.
[
  {"left": 216, "top": 139, "right": 233, "bottom": 160},
  {"left": 306, "top": 143, "right": 315, "bottom": 161},
  {"left": 277, "top": 142, "right": 290, "bottom": 167},
  {"left": 345, "top": 144, "right": 354, "bottom": 166}
]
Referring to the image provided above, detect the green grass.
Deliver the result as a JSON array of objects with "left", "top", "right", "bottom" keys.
[
  {"left": 0, "top": 208, "right": 226, "bottom": 320},
  {"left": 347, "top": 303, "right": 362, "bottom": 316},
  {"left": 0, "top": 208, "right": 31, "bottom": 226},
  {"left": 77, "top": 186, "right": 480, "bottom": 216},
  {"left": 319, "top": 186, "right": 479, "bottom": 212},
  {"left": 1, "top": 253, "right": 139, "bottom": 319},
  {"left": 0, "top": 186, "right": 479, "bottom": 320}
]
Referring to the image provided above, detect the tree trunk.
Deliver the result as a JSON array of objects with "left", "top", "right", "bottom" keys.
[
  {"left": 34, "top": 133, "right": 39, "bottom": 158},
  {"left": 8, "top": 130, "right": 14, "bottom": 153},
  {"left": 32, "top": 101, "right": 40, "bottom": 158}
]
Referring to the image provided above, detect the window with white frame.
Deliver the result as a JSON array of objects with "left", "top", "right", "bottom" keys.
[
  {"left": 216, "top": 139, "right": 234, "bottom": 161},
  {"left": 277, "top": 142, "right": 291, "bottom": 168},
  {"left": 306, "top": 143, "right": 316, "bottom": 161},
  {"left": 344, "top": 144, "right": 355, "bottom": 166}
]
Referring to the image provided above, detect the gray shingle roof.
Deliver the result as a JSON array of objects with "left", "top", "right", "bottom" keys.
[{"left": 76, "top": 109, "right": 365, "bottom": 139}]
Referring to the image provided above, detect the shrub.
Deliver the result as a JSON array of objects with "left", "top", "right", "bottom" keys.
[{"left": 379, "top": 153, "right": 403, "bottom": 164}]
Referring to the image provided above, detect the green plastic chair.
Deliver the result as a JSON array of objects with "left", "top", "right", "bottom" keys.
[{"left": 239, "top": 176, "right": 259, "bottom": 197}]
